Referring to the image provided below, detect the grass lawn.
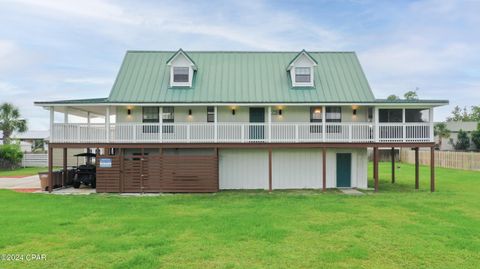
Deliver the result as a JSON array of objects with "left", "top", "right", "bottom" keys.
[
  {"left": 0, "top": 167, "right": 50, "bottom": 177},
  {"left": 0, "top": 163, "right": 479, "bottom": 268}
]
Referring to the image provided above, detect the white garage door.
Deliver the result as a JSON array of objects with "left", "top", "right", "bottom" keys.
[
  {"left": 219, "top": 149, "right": 269, "bottom": 189},
  {"left": 272, "top": 149, "right": 323, "bottom": 189}
]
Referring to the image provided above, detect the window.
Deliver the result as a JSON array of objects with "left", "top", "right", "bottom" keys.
[
  {"left": 310, "top": 107, "right": 322, "bottom": 122},
  {"left": 405, "top": 109, "right": 429, "bottom": 122},
  {"left": 295, "top": 67, "right": 311, "bottom": 83},
  {"left": 379, "top": 109, "right": 402, "bottom": 123},
  {"left": 207, "top": 106, "right": 215, "bottom": 123},
  {"left": 162, "top": 107, "right": 174, "bottom": 122},
  {"left": 173, "top": 67, "right": 189, "bottom": 83},
  {"left": 142, "top": 107, "right": 159, "bottom": 133},
  {"left": 142, "top": 107, "right": 159, "bottom": 123},
  {"left": 326, "top": 107, "right": 341, "bottom": 122},
  {"left": 367, "top": 108, "right": 373, "bottom": 122}
]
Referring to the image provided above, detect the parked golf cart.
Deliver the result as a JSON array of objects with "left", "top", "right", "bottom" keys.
[{"left": 72, "top": 153, "right": 96, "bottom": 188}]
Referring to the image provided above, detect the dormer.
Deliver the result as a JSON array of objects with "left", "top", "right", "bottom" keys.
[
  {"left": 167, "top": 49, "right": 197, "bottom": 87},
  {"left": 287, "top": 50, "right": 317, "bottom": 87}
]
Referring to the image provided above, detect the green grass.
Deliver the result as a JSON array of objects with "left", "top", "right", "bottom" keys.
[
  {"left": 0, "top": 163, "right": 479, "bottom": 268},
  {"left": 0, "top": 167, "right": 49, "bottom": 177}
]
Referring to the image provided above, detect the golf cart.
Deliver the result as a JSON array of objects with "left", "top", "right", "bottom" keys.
[{"left": 72, "top": 152, "right": 97, "bottom": 188}]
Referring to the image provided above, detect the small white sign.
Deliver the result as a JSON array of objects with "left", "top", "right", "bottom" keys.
[{"left": 99, "top": 158, "right": 112, "bottom": 168}]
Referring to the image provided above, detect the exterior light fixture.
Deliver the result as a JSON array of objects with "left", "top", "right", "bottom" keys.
[
  {"left": 232, "top": 108, "right": 236, "bottom": 115},
  {"left": 279, "top": 109, "right": 283, "bottom": 116},
  {"left": 188, "top": 109, "right": 192, "bottom": 116},
  {"left": 353, "top": 109, "right": 357, "bottom": 115},
  {"left": 127, "top": 109, "right": 131, "bottom": 115}
]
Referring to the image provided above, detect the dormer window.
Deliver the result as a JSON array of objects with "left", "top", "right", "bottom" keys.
[
  {"left": 173, "top": 67, "right": 189, "bottom": 83},
  {"left": 287, "top": 50, "right": 317, "bottom": 87},
  {"left": 167, "top": 49, "right": 197, "bottom": 87},
  {"left": 295, "top": 67, "right": 311, "bottom": 83}
]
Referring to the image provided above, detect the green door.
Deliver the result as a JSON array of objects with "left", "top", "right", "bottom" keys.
[
  {"left": 336, "top": 153, "right": 351, "bottom": 187},
  {"left": 249, "top": 107, "right": 265, "bottom": 140}
]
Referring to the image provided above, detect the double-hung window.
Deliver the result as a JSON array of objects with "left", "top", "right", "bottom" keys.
[
  {"left": 162, "top": 107, "right": 174, "bottom": 133},
  {"left": 142, "top": 107, "right": 159, "bottom": 133},
  {"left": 207, "top": 106, "right": 215, "bottom": 123},
  {"left": 173, "top": 67, "right": 189, "bottom": 83},
  {"left": 295, "top": 67, "right": 311, "bottom": 83}
]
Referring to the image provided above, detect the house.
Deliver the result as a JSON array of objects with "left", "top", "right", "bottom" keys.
[
  {"left": 35, "top": 49, "right": 448, "bottom": 193},
  {"left": 436, "top": 121, "right": 478, "bottom": 151},
  {"left": 0, "top": 130, "right": 48, "bottom": 152}
]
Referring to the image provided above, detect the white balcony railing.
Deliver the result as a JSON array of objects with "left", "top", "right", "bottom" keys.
[{"left": 51, "top": 122, "right": 433, "bottom": 144}]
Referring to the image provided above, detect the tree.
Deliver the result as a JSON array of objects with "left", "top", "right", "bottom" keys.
[
  {"left": 450, "top": 129, "right": 470, "bottom": 151},
  {"left": 434, "top": 123, "right": 451, "bottom": 150},
  {"left": 404, "top": 90, "right": 418, "bottom": 100},
  {"left": 446, "top": 105, "right": 480, "bottom": 122},
  {"left": 471, "top": 123, "right": 480, "bottom": 150},
  {"left": 0, "top": 103, "right": 27, "bottom": 144},
  {"left": 387, "top": 94, "right": 400, "bottom": 100}
]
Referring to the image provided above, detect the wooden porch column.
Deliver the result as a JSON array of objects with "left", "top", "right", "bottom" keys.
[
  {"left": 430, "top": 146, "right": 435, "bottom": 192},
  {"left": 373, "top": 147, "right": 379, "bottom": 192},
  {"left": 268, "top": 148, "right": 272, "bottom": 192},
  {"left": 322, "top": 147, "right": 327, "bottom": 192},
  {"left": 415, "top": 147, "right": 419, "bottom": 190},
  {"left": 62, "top": 148, "right": 67, "bottom": 187},
  {"left": 48, "top": 146, "right": 53, "bottom": 193},
  {"left": 391, "top": 147, "right": 395, "bottom": 183}
]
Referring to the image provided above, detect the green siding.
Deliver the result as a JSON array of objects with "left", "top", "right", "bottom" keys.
[{"left": 108, "top": 51, "right": 376, "bottom": 103}]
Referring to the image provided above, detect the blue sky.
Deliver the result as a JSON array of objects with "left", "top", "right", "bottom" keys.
[{"left": 0, "top": 0, "right": 479, "bottom": 130}]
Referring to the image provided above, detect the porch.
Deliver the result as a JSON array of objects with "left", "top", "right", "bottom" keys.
[{"left": 47, "top": 105, "right": 435, "bottom": 144}]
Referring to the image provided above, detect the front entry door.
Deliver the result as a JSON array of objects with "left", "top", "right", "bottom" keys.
[
  {"left": 249, "top": 107, "right": 265, "bottom": 140},
  {"left": 336, "top": 153, "right": 352, "bottom": 187}
]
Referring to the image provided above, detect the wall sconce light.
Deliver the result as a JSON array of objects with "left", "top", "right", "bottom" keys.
[
  {"left": 127, "top": 109, "right": 131, "bottom": 115},
  {"left": 279, "top": 109, "right": 283, "bottom": 116},
  {"left": 353, "top": 109, "right": 357, "bottom": 115},
  {"left": 232, "top": 108, "right": 236, "bottom": 115},
  {"left": 188, "top": 109, "right": 192, "bottom": 116}
]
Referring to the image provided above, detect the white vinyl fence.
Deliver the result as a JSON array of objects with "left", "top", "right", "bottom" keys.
[{"left": 21, "top": 153, "right": 48, "bottom": 167}]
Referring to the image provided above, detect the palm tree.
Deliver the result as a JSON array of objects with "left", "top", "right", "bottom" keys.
[
  {"left": 0, "top": 103, "right": 27, "bottom": 144},
  {"left": 434, "top": 123, "right": 450, "bottom": 150}
]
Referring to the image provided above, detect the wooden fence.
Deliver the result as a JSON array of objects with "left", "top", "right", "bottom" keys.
[{"left": 400, "top": 149, "right": 480, "bottom": 171}]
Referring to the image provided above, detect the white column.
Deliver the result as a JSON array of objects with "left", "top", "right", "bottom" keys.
[
  {"left": 159, "top": 107, "right": 163, "bottom": 143},
  {"left": 374, "top": 107, "right": 379, "bottom": 142},
  {"left": 106, "top": 106, "right": 110, "bottom": 142},
  {"left": 64, "top": 107, "right": 69, "bottom": 123},
  {"left": 49, "top": 107, "right": 54, "bottom": 142},
  {"left": 402, "top": 108, "right": 406, "bottom": 142},
  {"left": 267, "top": 106, "right": 272, "bottom": 142},
  {"left": 214, "top": 106, "right": 218, "bottom": 142},
  {"left": 429, "top": 108, "right": 434, "bottom": 142},
  {"left": 322, "top": 106, "right": 326, "bottom": 142},
  {"left": 86, "top": 111, "right": 91, "bottom": 142}
]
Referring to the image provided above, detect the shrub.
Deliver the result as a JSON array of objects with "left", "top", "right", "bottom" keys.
[
  {"left": 450, "top": 129, "right": 470, "bottom": 151},
  {"left": 0, "top": 143, "right": 23, "bottom": 169},
  {"left": 471, "top": 123, "right": 480, "bottom": 150}
]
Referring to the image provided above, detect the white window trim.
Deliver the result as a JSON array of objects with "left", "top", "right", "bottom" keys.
[
  {"left": 170, "top": 66, "right": 193, "bottom": 87},
  {"left": 291, "top": 66, "right": 314, "bottom": 87}
]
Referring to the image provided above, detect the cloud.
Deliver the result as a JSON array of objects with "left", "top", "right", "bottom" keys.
[{"left": 63, "top": 77, "right": 113, "bottom": 85}]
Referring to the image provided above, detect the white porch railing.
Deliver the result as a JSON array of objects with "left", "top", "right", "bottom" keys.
[{"left": 51, "top": 122, "right": 433, "bottom": 143}]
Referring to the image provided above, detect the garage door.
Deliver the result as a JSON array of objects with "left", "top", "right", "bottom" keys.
[
  {"left": 272, "top": 149, "right": 323, "bottom": 189},
  {"left": 219, "top": 149, "right": 268, "bottom": 189}
]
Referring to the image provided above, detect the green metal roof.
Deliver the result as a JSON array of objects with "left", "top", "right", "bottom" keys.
[
  {"left": 107, "top": 51, "right": 376, "bottom": 103},
  {"left": 35, "top": 98, "right": 109, "bottom": 105}
]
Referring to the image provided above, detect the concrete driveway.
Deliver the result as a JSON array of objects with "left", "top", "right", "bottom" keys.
[{"left": 0, "top": 175, "right": 41, "bottom": 190}]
